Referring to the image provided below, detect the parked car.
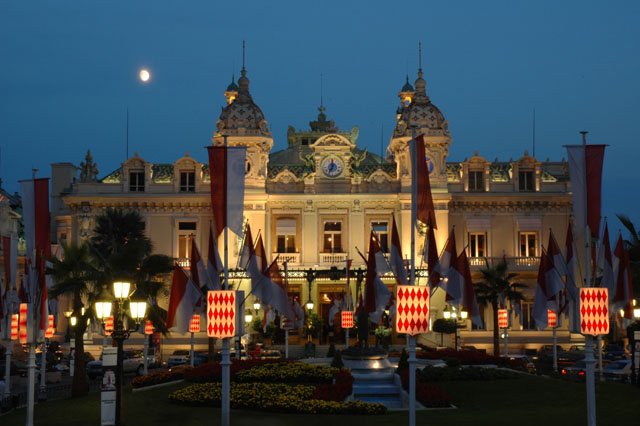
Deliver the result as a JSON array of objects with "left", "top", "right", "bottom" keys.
[
  {"left": 603, "top": 360, "right": 632, "bottom": 381},
  {"left": 561, "top": 360, "right": 586, "bottom": 377},
  {"left": 167, "top": 350, "right": 190, "bottom": 368},
  {"left": 603, "top": 345, "right": 625, "bottom": 361},
  {"left": 146, "top": 347, "right": 161, "bottom": 368},
  {"left": 87, "top": 350, "right": 145, "bottom": 379},
  {"left": 505, "top": 355, "right": 536, "bottom": 373},
  {"left": 535, "top": 345, "right": 566, "bottom": 362}
]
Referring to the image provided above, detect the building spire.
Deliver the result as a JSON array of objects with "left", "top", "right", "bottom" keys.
[
  {"left": 414, "top": 41, "right": 427, "bottom": 98},
  {"left": 320, "top": 73, "right": 324, "bottom": 108},
  {"left": 242, "top": 40, "right": 246, "bottom": 73}
]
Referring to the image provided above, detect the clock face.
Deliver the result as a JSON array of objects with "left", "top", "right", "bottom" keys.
[{"left": 321, "top": 156, "right": 345, "bottom": 178}]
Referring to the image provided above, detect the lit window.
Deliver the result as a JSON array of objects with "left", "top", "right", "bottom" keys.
[
  {"left": 129, "top": 171, "right": 145, "bottom": 192},
  {"left": 177, "top": 222, "right": 197, "bottom": 260},
  {"left": 519, "top": 232, "right": 537, "bottom": 257},
  {"left": 371, "top": 221, "right": 389, "bottom": 252},
  {"left": 323, "top": 221, "right": 342, "bottom": 253},
  {"left": 469, "top": 232, "right": 486, "bottom": 258},
  {"left": 180, "top": 171, "right": 195, "bottom": 192},
  {"left": 276, "top": 218, "right": 297, "bottom": 254},
  {"left": 521, "top": 301, "right": 536, "bottom": 330},
  {"left": 468, "top": 170, "right": 484, "bottom": 191},
  {"left": 519, "top": 171, "right": 534, "bottom": 191}
]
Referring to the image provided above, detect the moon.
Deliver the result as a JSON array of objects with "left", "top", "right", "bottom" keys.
[{"left": 139, "top": 69, "right": 150, "bottom": 82}]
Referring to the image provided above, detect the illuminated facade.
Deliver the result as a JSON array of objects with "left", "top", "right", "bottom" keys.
[{"left": 49, "top": 65, "right": 582, "bottom": 353}]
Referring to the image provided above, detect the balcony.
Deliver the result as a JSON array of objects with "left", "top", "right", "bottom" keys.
[
  {"left": 468, "top": 256, "right": 540, "bottom": 271},
  {"left": 319, "top": 252, "right": 348, "bottom": 265},
  {"left": 176, "top": 257, "right": 190, "bottom": 269},
  {"left": 272, "top": 252, "right": 301, "bottom": 265}
]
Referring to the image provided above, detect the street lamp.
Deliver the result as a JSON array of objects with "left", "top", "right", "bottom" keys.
[
  {"left": 306, "top": 268, "right": 315, "bottom": 311},
  {"left": 95, "top": 280, "right": 147, "bottom": 426},
  {"left": 443, "top": 305, "right": 467, "bottom": 350}
]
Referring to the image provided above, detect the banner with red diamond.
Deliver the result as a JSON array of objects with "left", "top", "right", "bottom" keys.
[
  {"left": 190, "top": 314, "right": 201, "bottom": 333},
  {"left": 498, "top": 309, "right": 508, "bottom": 328},
  {"left": 547, "top": 310, "right": 557, "bottom": 328},
  {"left": 341, "top": 311, "right": 354, "bottom": 329},
  {"left": 11, "top": 314, "right": 19, "bottom": 341},
  {"left": 143, "top": 319, "right": 153, "bottom": 335},
  {"left": 207, "top": 290, "right": 237, "bottom": 338},
  {"left": 45, "top": 315, "right": 55, "bottom": 339},
  {"left": 580, "top": 288, "right": 609, "bottom": 336},
  {"left": 395, "top": 285, "right": 429, "bottom": 336}
]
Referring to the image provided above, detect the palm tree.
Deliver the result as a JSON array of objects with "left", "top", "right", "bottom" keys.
[
  {"left": 616, "top": 214, "right": 640, "bottom": 296},
  {"left": 475, "top": 258, "right": 526, "bottom": 356},
  {"left": 89, "top": 209, "right": 173, "bottom": 333},
  {"left": 47, "top": 242, "right": 99, "bottom": 397}
]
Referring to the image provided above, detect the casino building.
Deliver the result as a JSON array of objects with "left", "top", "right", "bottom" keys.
[{"left": 49, "top": 63, "right": 582, "bottom": 354}]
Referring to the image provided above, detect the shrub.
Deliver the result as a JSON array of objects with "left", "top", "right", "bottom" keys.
[
  {"left": 417, "top": 365, "right": 518, "bottom": 382},
  {"left": 312, "top": 369, "right": 354, "bottom": 401},
  {"left": 444, "top": 357, "right": 461, "bottom": 368},
  {"left": 418, "top": 349, "right": 521, "bottom": 367},
  {"left": 169, "top": 382, "right": 386, "bottom": 415},
  {"left": 327, "top": 343, "right": 336, "bottom": 357},
  {"left": 397, "top": 348, "right": 409, "bottom": 372},
  {"left": 131, "top": 368, "right": 191, "bottom": 389},
  {"left": 398, "top": 369, "right": 452, "bottom": 408},
  {"left": 331, "top": 350, "right": 344, "bottom": 369}
]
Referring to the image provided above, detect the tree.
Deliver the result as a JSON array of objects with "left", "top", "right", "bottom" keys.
[
  {"left": 474, "top": 258, "right": 526, "bottom": 356},
  {"left": 616, "top": 214, "right": 640, "bottom": 296},
  {"left": 90, "top": 209, "right": 173, "bottom": 334},
  {"left": 47, "top": 242, "right": 98, "bottom": 397}
]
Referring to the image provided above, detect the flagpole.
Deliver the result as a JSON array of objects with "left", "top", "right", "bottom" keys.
[
  {"left": 345, "top": 258, "right": 350, "bottom": 348},
  {"left": 409, "top": 126, "right": 417, "bottom": 426},
  {"left": 580, "top": 131, "right": 596, "bottom": 426},
  {"left": 284, "top": 261, "right": 289, "bottom": 359},
  {"left": 553, "top": 294, "right": 558, "bottom": 373},
  {"left": 221, "top": 135, "right": 231, "bottom": 426}
]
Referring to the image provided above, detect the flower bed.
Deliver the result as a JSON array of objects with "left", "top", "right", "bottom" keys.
[
  {"left": 184, "top": 359, "right": 291, "bottom": 383},
  {"left": 169, "top": 382, "right": 386, "bottom": 415},
  {"left": 131, "top": 367, "right": 192, "bottom": 389},
  {"left": 417, "top": 365, "right": 518, "bottom": 382},
  {"left": 398, "top": 369, "right": 452, "bottom": 408},
  {"left": 234, "top": 362, "right": 337, "bottom": 384},
  {"left": 311, "top": 369, "right": 354, "bottom": 401}
]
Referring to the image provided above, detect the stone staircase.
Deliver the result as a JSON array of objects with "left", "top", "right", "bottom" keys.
[{"left": 349, "top": 363, "right": 404, "bottom": 409}]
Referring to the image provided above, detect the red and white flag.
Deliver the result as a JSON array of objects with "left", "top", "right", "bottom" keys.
[
  {"left": 612, "top": 235, "right": 634, "bottom": 316},
  {"left": 207, "top": 146, "right": 247, "bottom": 238},
  {"left": 239, "top": 225, "right": 266, "bottom": 300},
  {"left": 389, "top": 216, "right": 408, "bottom": 285},
  {"left": 566, "top": 145, "right": 606, "bottom": 239},
  {"left": 166, "top": 263, "right": 202, "bottom": 334},
  {"left": 456, "top": 250, "right": 483, "bottom": 328},
  {"left": 263, "top": 257, "right": 295, "bottom": 321},
  {"left": 545, "top": 232, "right": 566, "bottom": 300},
  {"left": 411, "top": 134, "right": 437, "bottom": 228},
  {"left": 190, "top": 238, "right": 210, "bottom": 291},
  {"left": 434, "top": 228, "right": 456, "bottom": 278},
  {"left": 596, "top": 222, "right": 614, "bottom": 295},
  {"left": 206, "top": 226, "right": 223, "bottom": 291},
  {"left": 364, "top": 231, "right": 392, "bottom": 323},
  {"left": 533, "top": 251, "right": 554, "bottom": 328},
  {"left": 2, "top": 235, "right": 18, "bottom": 333},
  {"left": 292, "top": 297, "right": 305, "bottom": 328},
  {"left": 423, "top": 216, "right": 440, "bottom": 292},
  {"left": 561, "top": 223, "right": 580, "bottom": 332},
  {"left": 20, "top": 178, "right": 50, "bottom": 336}
]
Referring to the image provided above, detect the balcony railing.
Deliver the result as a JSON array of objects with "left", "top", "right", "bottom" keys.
[
  {"left": 468, "top": 256, "right": 540, "bottom": 271},
  {"left": 319, "top": 252, "right": 348, "bottom": 265},
  {"left": 176, "top": 257, "right": 190, "bottom": 269},
  {"left": 272, "top": 252, "right": 301, "bottom": 265}
]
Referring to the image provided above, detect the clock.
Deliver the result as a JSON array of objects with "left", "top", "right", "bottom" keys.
[{"left": 321, "top": 155, "right": 345, "bottom": 178}]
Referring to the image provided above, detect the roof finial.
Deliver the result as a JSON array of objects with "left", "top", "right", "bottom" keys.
[
  {"left": 418, "top": 41, "right": 422, "bottom": 74},
  {"left": 242, "top": 40, "right": 246, "bottom": 73}
]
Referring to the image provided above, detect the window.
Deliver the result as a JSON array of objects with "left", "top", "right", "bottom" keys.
[
  {"left": 521, "top": 301, "right": 536, "bottom": 330},
  {"left": 276, "top": 218, "right": 297, "bottom": 253},
  {"left": 519, "top": 171, "right": 534, "bottom": 191},
  {"left": 519, "top": 232, "right": 537, "bottom": 257},
  {"left": 371, "top": 221, "right": 389, "bottom": 252},
  {"left": 468, "top": 170, "right": 484, "bottom": 191},
  {"left": 180, "top": 171, "right": 195, "bottom": 192},
  {"left": 468, "top": 232, "right": 486, "bottom": 258},
  {"left": 471, "top": 305, "right": 485, "bottom": 330},
  {"left": 177, "top": 222, "right": 197, "bottom": 260},
  {"left": 129, "top": 171, "right": 145, "bottom": 192},
  {"left": 323, "top": 221, "right": 342, "bottom": 253}
]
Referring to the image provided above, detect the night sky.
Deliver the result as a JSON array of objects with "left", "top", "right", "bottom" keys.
[{"left": 1, "top": 1, "right": 639, "bottom": 233}]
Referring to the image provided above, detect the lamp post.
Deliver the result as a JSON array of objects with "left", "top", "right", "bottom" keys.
[
  {"left": 95, "top": 280, "right": 147, "bottom": 426},
  {"left": 305, "top": 268, "right": 315, "bottom": 312},
  {"left": 443, "top": 306, "right": 467, "bottom": 350}
]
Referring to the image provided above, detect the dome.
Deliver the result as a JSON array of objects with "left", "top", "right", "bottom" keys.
[
  {"left": 393, "top": 70, "right": 449, "bottom": 138},
  {"left": 226, "top": 75, "right": 239, "bottom": 91},
  {"left": 216, "top": 69, "right": 271, "bottom": 137},
  {"left": 401, "top": 75, "right": 414, "bottom": 92}
]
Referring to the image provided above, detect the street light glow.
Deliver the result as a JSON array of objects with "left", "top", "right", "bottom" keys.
[{"left": 139, "top": 68, "right": 151, "bottom": 82}]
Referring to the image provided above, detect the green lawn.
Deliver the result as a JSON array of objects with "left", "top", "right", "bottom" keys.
[{"left": 2, "top": 375, "right": 639, "bottom": 426}]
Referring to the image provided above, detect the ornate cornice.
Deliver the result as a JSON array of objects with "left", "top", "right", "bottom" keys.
[{"left": 449, "top": 199, "right": 571, "bottom": 213}]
